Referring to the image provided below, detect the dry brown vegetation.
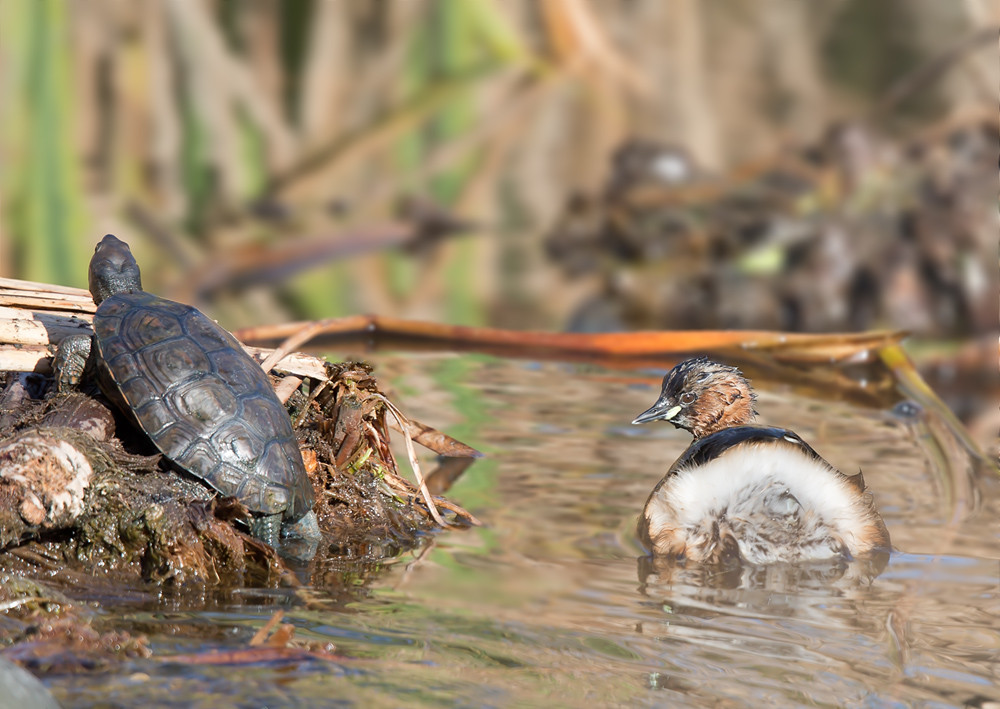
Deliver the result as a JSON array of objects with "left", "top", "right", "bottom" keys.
[{"left": 2, "top": 1, "right": 996, "bottom": 331}]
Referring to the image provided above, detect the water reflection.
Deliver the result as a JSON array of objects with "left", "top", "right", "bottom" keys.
[
  {"left": 637, "top": 552, "right": 890, "bottom": 593},
  {"left": 361, "top": 353, "right": 998, "bottom": 707}
]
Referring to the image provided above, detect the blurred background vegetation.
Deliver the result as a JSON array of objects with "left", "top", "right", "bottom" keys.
[{"left": 0, "top": 0, "right": 996, "bottom": 338}]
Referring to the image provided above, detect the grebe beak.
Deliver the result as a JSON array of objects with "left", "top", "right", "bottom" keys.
[{"left": 632, "top": 401, "right": 681, "bottom": 425}]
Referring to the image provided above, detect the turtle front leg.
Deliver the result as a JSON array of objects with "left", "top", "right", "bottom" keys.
[
  {"left": 54, "top": 335, "right": 93, "bottom": 393},
  {"left": 249, "top": 512, "right": 321, "bottom": 559},
  {"left": 249, "top": 513, "right": 282, "bottom": 548}
]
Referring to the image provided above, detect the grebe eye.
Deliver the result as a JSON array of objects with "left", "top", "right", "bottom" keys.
[{"left": 680, "top": 392, "right": 696, "bottom": 405}]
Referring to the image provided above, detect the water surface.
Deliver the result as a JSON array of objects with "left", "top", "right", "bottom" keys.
[{"left": 49, "top": 353, "right": 999, "bottom": 708}]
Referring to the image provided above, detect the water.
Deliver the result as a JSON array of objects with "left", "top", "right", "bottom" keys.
[{"left": 43, "top": 353, "right": 999, "bottom": 708}]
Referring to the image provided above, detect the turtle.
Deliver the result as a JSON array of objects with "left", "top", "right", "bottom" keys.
[{"left": 55, "top": 234, "right": 318, "bottom": 547}]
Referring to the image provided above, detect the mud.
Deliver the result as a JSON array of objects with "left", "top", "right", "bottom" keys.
[{"left": 0, "top": 362, "right": 478, "bottom": 589}]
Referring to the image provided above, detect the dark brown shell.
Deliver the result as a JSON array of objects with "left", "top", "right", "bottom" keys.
[{"left": 91, "top": 291, "right": 314, "bottom": 520}]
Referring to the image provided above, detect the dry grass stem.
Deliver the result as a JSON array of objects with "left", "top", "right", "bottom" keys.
[{"left": 376, "top": 393, "right": 446, "bottom": 528}]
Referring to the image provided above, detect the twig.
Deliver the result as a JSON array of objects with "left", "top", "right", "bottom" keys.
[
  {"left": 259, "top": 318, "right": 343, "bottom": 374},
  {"left": 249, "top": 610, "right": 285, "bottom": 647},
  {"left": 375, "top": 394, "right": 446, "bottom": 528}
]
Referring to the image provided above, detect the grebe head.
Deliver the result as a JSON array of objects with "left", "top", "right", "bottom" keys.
[{"left": 632, "top": 357, "right": 757, "bottom": 439}]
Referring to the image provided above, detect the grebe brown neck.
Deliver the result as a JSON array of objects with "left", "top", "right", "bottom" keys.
[{"left": 632, "top": 357, "right": 757, "bottom": 439}]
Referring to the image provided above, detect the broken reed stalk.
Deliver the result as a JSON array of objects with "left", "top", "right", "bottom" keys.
[
  {"left": 233, "top": 314, "right": 907, "bottom": 363},
  {"left": 879, "top": 343, "right": 994, "bottom": 469}
]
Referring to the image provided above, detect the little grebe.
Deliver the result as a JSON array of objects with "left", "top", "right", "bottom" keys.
[{"left": 632, "top": 357, "right": 890, "bottom": 564}]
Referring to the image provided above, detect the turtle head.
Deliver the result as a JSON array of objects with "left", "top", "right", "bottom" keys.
[{"left": 89, "top": 234, "right": 142, "bottom": 305}]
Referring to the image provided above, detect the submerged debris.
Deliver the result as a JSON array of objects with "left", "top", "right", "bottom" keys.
[
  {"left": 0, "top": 573, "right": 151, "bottom": 674},
  {"left": 161, "top": 609, "right": 342, "bottom": 666}
]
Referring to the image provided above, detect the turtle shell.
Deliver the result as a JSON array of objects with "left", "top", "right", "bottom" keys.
[{"left": 91, "top": 290, "right": 314, "bottom": 521}]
